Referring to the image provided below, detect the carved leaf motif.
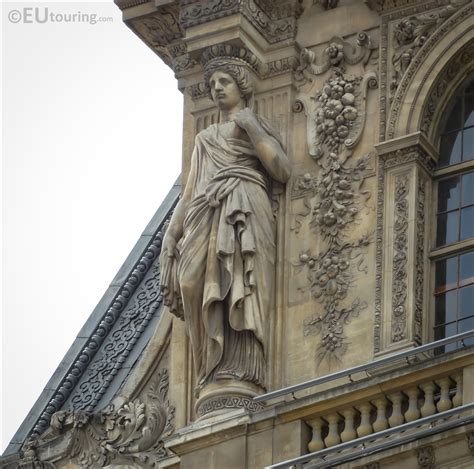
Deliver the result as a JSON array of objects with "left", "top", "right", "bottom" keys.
[
  {"left": 391, "top": 175, "right": 409, "bottom": 343},
  {"left": 28, "top": 370, "right": 175, "bottom": 468},
  {"left": 414, "top": 178, "right": 426, "bottom": 343}
]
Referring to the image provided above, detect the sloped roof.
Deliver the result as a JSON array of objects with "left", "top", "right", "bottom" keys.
[{"left": 3, "top": 180, "right": 181, "bottom": 456}]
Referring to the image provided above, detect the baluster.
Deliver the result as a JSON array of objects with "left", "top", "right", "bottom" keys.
[
  {"left": 340, "top": 408, "right": 357, "bottom": 442},
  {"left": 388, "top": 392, "right": 404, "bottom": 427},
  {"left": 372, "top": 397, "right": 388, "bottom": 432},
  {"left": 356, "top": 403, "right": 373, "bottom": 437},
  {"left": 324, "top": 413, "right": 341, "bottom": 447},
  {"left": 452, "top": 372, "right": 463, "bottom": 407},
  {"left": 404, "top": 387, "right": 420, "bottom": 422},
  {"left": 420, "top": 382, "right": 437, "bottom": 417},
  {"left": 436, "top": 377, "right": 453, "bottom": 412},
  {"left": 307, "top": 417, "right": 325, "bottom": 452}
]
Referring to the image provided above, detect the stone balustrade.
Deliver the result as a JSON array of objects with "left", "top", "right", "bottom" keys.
[{"left": 305, "top": 370, "right": 464, "bottom": 452}]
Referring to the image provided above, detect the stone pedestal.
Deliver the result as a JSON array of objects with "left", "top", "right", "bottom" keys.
[{"left": 195, "top": 380, "right": 264, "bottom": 420}]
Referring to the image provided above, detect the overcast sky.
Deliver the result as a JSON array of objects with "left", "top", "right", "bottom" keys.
[{"left": 2, "top": 1, "right": 182, "bottom": 451}]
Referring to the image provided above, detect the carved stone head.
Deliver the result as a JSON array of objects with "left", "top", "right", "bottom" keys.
[
  {"left": 204, "top": 59, "right": 255, "bottom": 108},
  {"left": 417, "top": 446, "right": 435, "bottom": 469},
  {"left": 394, "top": 18, "right": 416, "bottom": 46}
]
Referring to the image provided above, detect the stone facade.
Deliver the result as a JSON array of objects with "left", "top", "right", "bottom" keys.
[{"left": 2, "top": 1, "right": 474, "bottom": 468}]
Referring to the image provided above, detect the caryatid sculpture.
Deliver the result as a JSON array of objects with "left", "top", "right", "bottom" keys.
[{"left": 160, "top": 50, "right": 290, "bottom": 412}]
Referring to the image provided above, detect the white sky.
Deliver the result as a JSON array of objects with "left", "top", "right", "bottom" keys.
[{"left": 2, "top": 1, "right": 182, "bottom": 451}]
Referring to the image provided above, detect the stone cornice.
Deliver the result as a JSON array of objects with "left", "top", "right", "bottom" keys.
[
  {"left": 375, "top": 131, "right": 438, "bottom": 163},
  {"left": 364, "top": 0, "right": 425, "bottom": 14},
  {"left": 114, "top": 0, "right": 150, "bottom": 10},
  {"left": 117, "top": 0, "right": 304, "bottom": 75}
]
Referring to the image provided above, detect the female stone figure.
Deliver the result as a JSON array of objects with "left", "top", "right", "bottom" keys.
[{"left": 160, "top": 57, "right": 290, "bottom": 400}]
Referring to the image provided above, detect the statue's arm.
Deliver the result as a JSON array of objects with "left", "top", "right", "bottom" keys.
[
  {"left": 235, "top": 109, "right": 291, "bottom": 184},
  {"left": 161, "top": 151, "right": 196, "bottom": 255}
]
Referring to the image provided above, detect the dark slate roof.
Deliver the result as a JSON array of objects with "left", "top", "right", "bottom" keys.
[{"left": 3, "top": 180, "right": 181, "bottom": 456}]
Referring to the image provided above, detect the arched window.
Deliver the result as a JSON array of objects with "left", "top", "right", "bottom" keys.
[{"left": 433, "top": 79, "right": 474, "bottom": 353}]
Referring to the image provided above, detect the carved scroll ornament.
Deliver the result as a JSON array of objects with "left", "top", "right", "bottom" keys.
[
  {"left": 21, "top": 370, "right": 175, "bottom": 469},
  {"left": 295, "top": 32, "right": 378, "bottom": 84}
]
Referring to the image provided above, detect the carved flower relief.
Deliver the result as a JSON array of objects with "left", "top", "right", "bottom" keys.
[
  {"left": 299, "top": 251, "right": 351, "bottom": 300},
  {"left": 325, "top": 42, "right": 344, "bottom": 67},
  {"left": 321, "top": 320, "right": 344, "bottom": 352},
  {"left": 307, "top": 152, "right": 366, "bottom": 239},
  {"left": 294, "top": 172, "right": 318, "bottom": 194}
]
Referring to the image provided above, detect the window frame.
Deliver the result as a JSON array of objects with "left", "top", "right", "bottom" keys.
[{"left": 429, "top": 78, "right": 474, "bottom": 346}]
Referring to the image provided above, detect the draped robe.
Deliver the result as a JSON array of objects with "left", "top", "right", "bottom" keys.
[{"left": 161, "top": 119, "right": 279, "bottom": 389}]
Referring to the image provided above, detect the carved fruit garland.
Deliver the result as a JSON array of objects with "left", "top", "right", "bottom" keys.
[
  {"left": 296, "top": 155, "right": 371, "bottom": 362},
  {"left": 293, "top": 56, "right": 377, "bottom": 363}
]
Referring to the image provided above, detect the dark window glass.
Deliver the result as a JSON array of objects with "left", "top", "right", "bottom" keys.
[
  {"left": 435, "top": 291, "right": 458, "bottom": 325},
  {"left": 465, "top": 94, "right": 474, "bottom": 127},
  {"left": 466, "top": 80, "right": 474, "bottom": 95},
  {"left": 444, "top": 96, "right": 463, "bottom": 132},
  {"left": 463, "top": 126, "right": 474, "bottom": 161},
  {"left": 434, "top": 252, "right": 474, "bottom": 352},
  {"left": 438, "top": 177, "right": 460, "bottom": 212},
  {"left": 460, "top": 206, "right": 474, "bottom": 240},
  {"left": 459, "top": 317, "right": 474, "bottom": 346},
  {"left": 459, "top": 316, "right": 474, "bottom": 333},
  {"left": 440, "top": 131, "right": 462, "bottom": 166},
  {"left": 434, "top": 325, "right": 445, "bottom": 342},
  {"left": 460, "top": 251, "right": 474, "bottom": 287},
  {"left": 445, "top": 322, "right": 458, "bottom": 352},
  {"left": 439, "top": 80, "right": 474, "bottom": 166},
  {"left": 436, "top": 171, "right": 474, "bottom": 248},
  {"left": 435, "top": 256, "right": 458, "bottom": 293},
  {"left": 461, "top": 172, "right": 474, "bottom": 206},
  {"left": 459, "top": 285, "right": 474, "bottom": 319},
  {"left": 436, "top": 211, "right": 459, "bottom": 246}
]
